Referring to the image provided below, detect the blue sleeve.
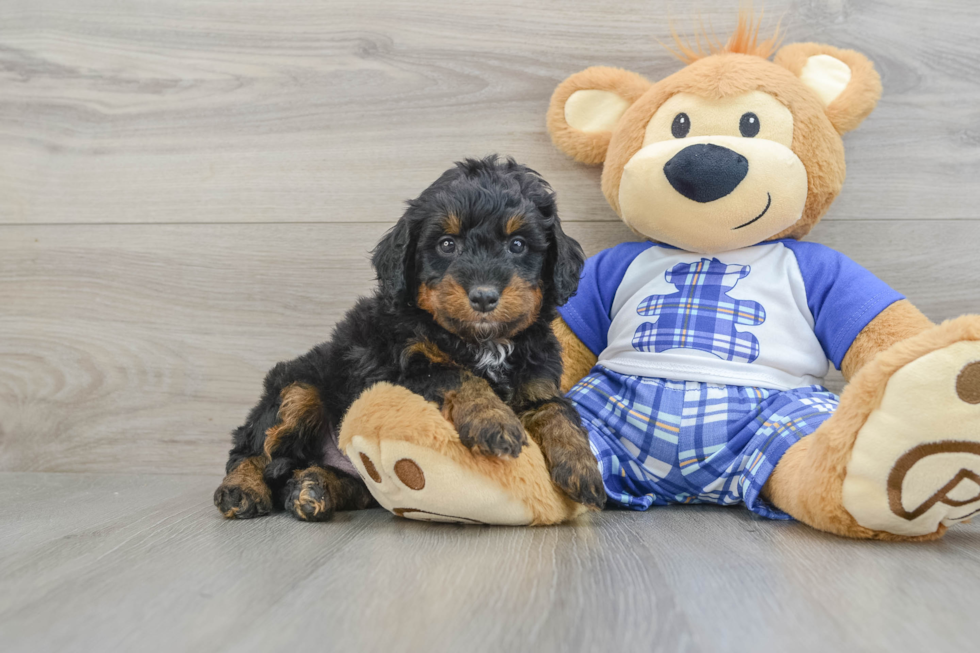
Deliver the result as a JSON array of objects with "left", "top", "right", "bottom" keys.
[
  {"left": 782, "top": 240, "right": 904, "bottom": 369},
  {"left": 557, "top": 241, "right": 652, "bottom": 356}
]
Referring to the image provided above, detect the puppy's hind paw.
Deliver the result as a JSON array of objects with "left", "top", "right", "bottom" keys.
[{"left": 284, "top": 468, "right": 335, "bottom": 522}]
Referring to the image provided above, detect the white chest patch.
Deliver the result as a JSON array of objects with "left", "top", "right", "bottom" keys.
[{"left": 471, "top": 341, "right": 514, "bottom": 382}]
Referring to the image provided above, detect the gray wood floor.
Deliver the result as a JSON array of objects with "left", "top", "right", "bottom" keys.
[
  {"left": 2, "top": 1, "right": 980, "bottom": 651},
  {"left": 2, "top": 473, "right": 978, "bottom": 653}
]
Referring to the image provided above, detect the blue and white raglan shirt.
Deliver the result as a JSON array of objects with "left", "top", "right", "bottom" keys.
[
  {"left": 559, "top": 240, "right": 904, "bottom": 391},
  {"left": 558, "top": 240, "right": 905, "bottom": 517}
]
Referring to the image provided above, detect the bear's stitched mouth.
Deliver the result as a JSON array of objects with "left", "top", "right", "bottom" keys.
[{"left": 732, "top": 192, "right": 772, "bottom": 230}]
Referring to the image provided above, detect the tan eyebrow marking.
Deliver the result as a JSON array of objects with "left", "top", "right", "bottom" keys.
[
  {"left": 443, "top": 213, "right": 461, "bottom": 235},
  {"left": 505, "top": 215, "right": 525, "bottom": 235}
]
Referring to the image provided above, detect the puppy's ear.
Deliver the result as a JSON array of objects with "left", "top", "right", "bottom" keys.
[
  {"left": 545, "top": 216, "right": 586, "bottom": 307},
  {"left": 774, "top": 43, "right": 882, "bottom": 134},
  {"left": 372, "top": 209, "right": 419, "bottom": 308},
  {"left": 518, "top": 169, "right": 585, "bottom": 306},
  {"left": 547, "top": 66, "right": 652, "bottom": 164}
]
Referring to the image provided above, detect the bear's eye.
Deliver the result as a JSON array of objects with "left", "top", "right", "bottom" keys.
[
  {"left": 671, "top": 113, "right": 691, "bottom": 138},
  {"left": 739, "top": 112, "right": 760, "bottom": 137}
]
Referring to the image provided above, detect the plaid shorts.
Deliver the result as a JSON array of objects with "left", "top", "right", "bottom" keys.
[{"left": 568, "top": 366, "right": 839, "bottom": 520}]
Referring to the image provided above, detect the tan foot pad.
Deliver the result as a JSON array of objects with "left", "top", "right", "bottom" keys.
[
  {"left": 843, "top": 341, "right": 980, "bottom": 536},
  {"left": 347, "top": 435, "right": 534, "bottom": 525}
]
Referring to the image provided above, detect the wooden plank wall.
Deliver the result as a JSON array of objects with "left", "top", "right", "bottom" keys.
[{"left": 2, "top": 0, "right": 979, "bottom": 474}]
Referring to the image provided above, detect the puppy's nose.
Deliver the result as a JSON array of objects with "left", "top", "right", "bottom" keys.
[
  {"left": 663, "top": 143, "right": 748, "bottom": 203},
  {"left": 468, "top": 286, "right": 500, "bottom": 313}
]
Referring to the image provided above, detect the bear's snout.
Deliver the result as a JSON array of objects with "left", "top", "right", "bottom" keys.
[{"left": 663, "top": 143, "right": 748, "bottom": 203}]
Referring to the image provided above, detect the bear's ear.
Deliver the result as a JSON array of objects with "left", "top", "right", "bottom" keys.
[
  {"left": 547, "top": 66, "right": 652, "bottom": 164},
  {"left": 774, "top": 43, "right": 882, "bottom": 135}
]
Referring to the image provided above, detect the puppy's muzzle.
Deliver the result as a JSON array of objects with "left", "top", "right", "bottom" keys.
[{"left": 468, "top": 286, "right": 500, "bottom": 313}]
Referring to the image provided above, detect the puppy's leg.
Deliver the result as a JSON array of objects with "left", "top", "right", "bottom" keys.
[
  {"left": 400, "top": 342, "right": 527, "bottom": 459},
  {"left": 515, "top": 379, "right": 606, "bottom": 510},
  {"left": 284, "top": 465, "right": 376, "bottom": 522},
  {"left": 216, "top": 357, "right": 336, "bottom": 519},
  {"left": 437, "top": 372, "right": 527, "bottom": 458}
]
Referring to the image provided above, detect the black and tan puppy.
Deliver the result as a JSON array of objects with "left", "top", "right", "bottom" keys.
[{"left": 214, "top": 156, "right": 606, "bottom": 521}]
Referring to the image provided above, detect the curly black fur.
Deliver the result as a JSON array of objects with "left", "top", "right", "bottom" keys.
[{"left": 214, "top": 155, "right": 605, "bottom": 520}]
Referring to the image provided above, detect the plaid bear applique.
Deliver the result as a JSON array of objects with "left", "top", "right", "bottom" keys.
[{"left": 632, "top": 258, "right": 766, "bottom": 363}]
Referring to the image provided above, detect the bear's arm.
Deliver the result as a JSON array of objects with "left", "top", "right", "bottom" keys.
[
  {"left": 553, "top": 316, "right": 598, "bottom": 393},
  {"left": 840, "top": 299, "right": 934, "bottom": 381}
]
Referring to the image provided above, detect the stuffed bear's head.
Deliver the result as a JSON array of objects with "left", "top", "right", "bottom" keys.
[{"left": 547, "top": 19, "right": 882, "bottom": 254}]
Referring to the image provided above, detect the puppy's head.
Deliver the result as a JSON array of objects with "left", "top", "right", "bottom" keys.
[{"left": 373, "top": 155, "right": 584, "bottom": 342}]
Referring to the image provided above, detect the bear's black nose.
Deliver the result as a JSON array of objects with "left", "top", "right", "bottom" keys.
[
  {"left": 663, "top": 143, "right": 749, "bottom": 203},
  {"left": 468, "top": 286, "right": 500, "bottom": 313}
]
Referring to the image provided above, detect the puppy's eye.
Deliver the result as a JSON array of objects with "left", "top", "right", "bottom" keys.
[
  {"left": 671, "top": 113, "right": 691, "bottom": 138},
  {"left": 438, "top": 237, "right": 456, "bottom": 255},
  {"left": 508, "top": 237, "right": 526, "bottom": 254},
  {"left": 739, "top": 112, "right": 760, "bottom": 138}
]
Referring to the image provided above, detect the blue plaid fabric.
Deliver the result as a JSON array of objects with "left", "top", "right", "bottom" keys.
[
  {"left": 569, "top": 366, "right": 839, "bottom": 519},
  {"left": 632, "top": 257, "right": 766, "bottom": 363}
]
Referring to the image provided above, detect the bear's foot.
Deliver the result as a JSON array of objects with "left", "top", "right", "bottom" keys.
[
  {"left": 843, "top": 336, "right": 980, "bottom": 537},
  {"left": 347, "top": 436, "right": 534, "bottom": 525},
  {"left": 339, "top": 382, "right": 588, "bottom": 526}
]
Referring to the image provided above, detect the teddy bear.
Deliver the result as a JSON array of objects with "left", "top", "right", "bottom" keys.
[{"left": 339, "top": 16, "right": 980, "bottom": 539}]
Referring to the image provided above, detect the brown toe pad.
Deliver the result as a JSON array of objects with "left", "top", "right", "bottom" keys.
[{"left": 956, "top": 361, "right": 980, "bottom": 404}]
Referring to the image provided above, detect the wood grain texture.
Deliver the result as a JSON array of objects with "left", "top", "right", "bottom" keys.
[
  {"left": 2, "top": 2, "right": 980, "bottom": 648},
  {"left": 2, "top": 220, "right": 978, "bottom": 473},
  {"left": 1, "top": 0, "right": 979, "bottom": 224},
  {"left": 0, "top": 472, "right": 977, "bottom": 653}
]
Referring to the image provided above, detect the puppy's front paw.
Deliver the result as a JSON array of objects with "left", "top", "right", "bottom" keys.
[
  {"left": 549, "top": 449, "right": 607, "bottom": 510},
  {"left": 456, "top": 408, "right": 528, "bottom": 459},
  {"left": 214, "top": 482, "right": 272, "bottom": 519}
]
